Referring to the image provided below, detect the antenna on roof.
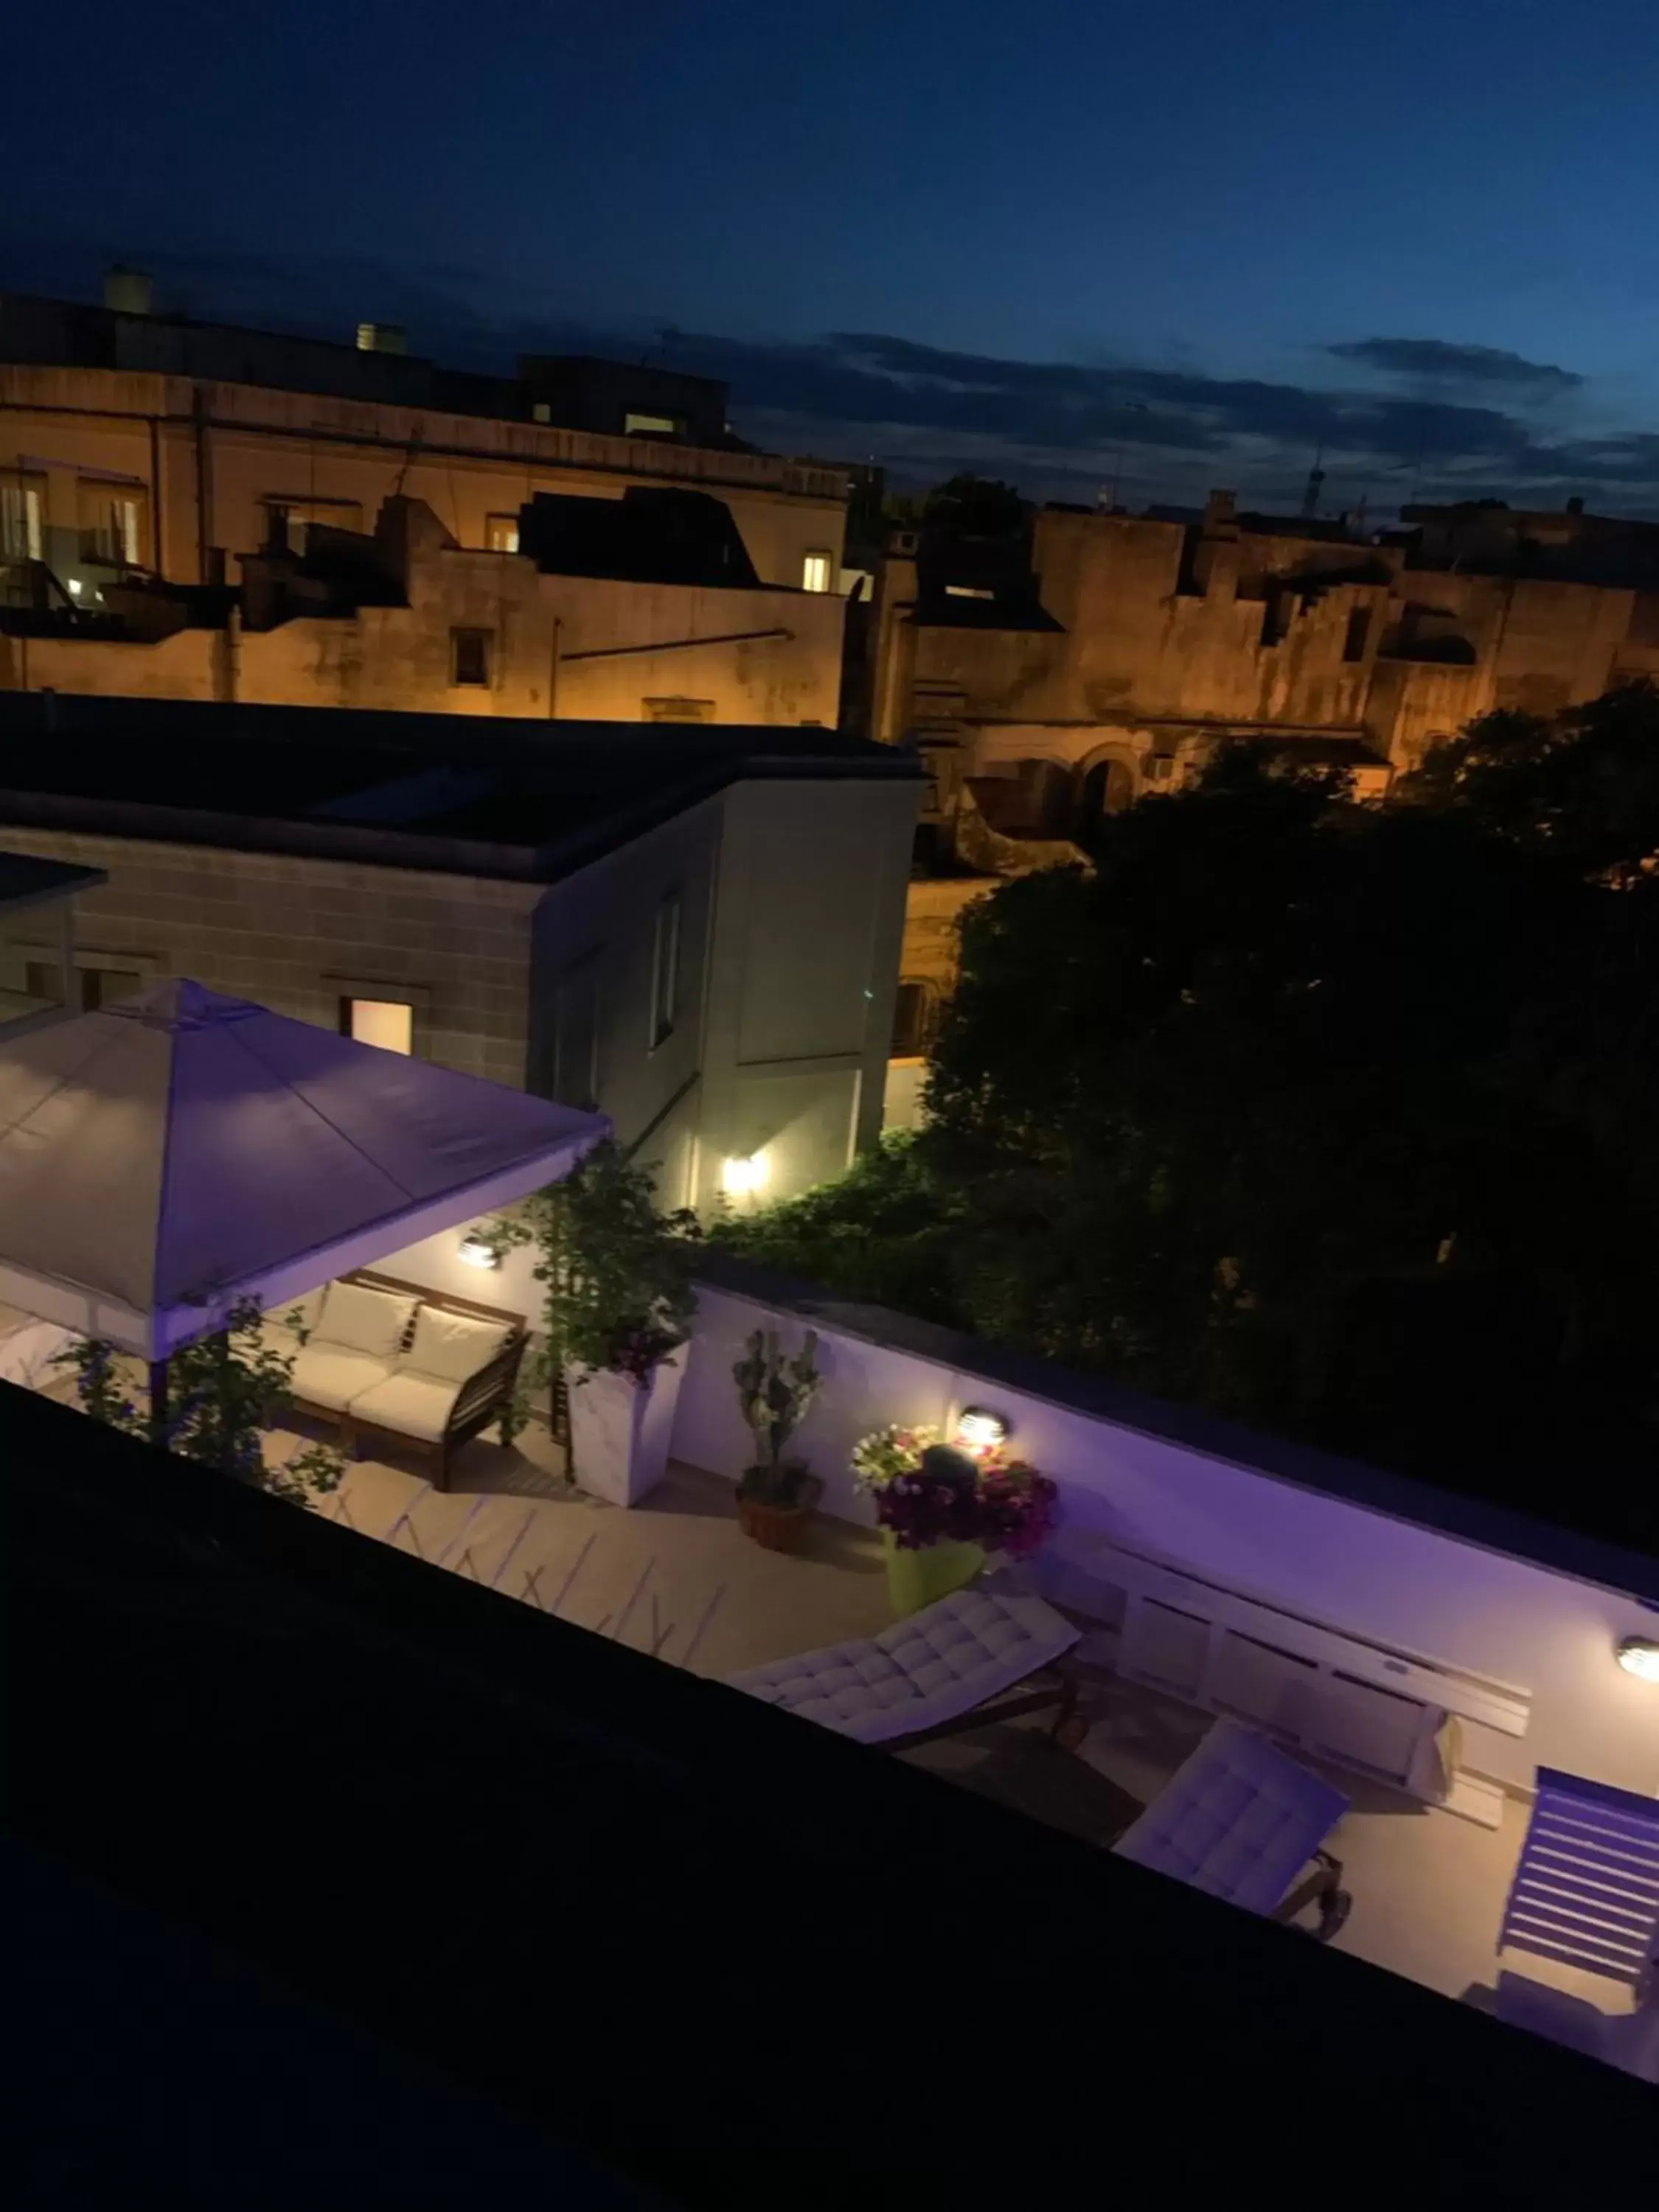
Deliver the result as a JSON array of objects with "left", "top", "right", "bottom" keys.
[{"left": 1300, "top": 441, "right": 1326, "bottom": 520}]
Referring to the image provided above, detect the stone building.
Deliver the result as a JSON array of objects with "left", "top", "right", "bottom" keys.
[
  {"left": 0, "top": 490, "right": 845, "bottom": 727},
  {"left": 870, "top": 488, "right": 1659, "bottom": 1120},
  {"left": 0, "top": 694, "right": 919, "bottom": 1213},
  {"left": 0, "top": 274, "right": 847, "bottom": 603}
]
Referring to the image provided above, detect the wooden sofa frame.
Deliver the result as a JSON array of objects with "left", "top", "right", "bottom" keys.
[{"left": 290, "top": 1268, "right": 528, "bottom": 1492}]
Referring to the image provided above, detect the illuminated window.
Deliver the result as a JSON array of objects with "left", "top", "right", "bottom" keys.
[
  {"left": 0, "top": 478, "right": 43, "bottom": 563},
  {"left": 650, "top": 894, "right": 681, "bottom": 1048},
  {"left": 451, "top": 627, "right": 493, "bottom": 687},
  {"left": 532, "top": 402, "right": 552, "bottom": 423},
  {"left": 78, "top": 488, "right": 145, "bottom": 566},
  {"left": 340, "top": 997, "right": 414, "bottom": 1054},
  {"left": 801, "top": 550, "right": 833, "bottom": 594},
  {"left": 484, "top": 514, "right": 521, "bottom": 554},
  {"left": 625, "top": 410, "right": 681, "bottom": 437}
]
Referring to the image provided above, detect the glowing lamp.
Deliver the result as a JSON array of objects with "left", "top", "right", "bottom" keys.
[
  {"left": 722, "top": 1152, "right": 769, "bottom": 1198},
  {"left": 458, "top": 1231, "right": 501, "bottom": 1270},
  {"left": 1617, "top": 1635, "right": 1659, "bottom": 1683},
  {"left": 955, "top": 1405, "right": 1009, "bottom": 1451}
]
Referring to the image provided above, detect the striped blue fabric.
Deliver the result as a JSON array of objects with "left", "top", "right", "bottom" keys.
[{"left": 1500, "top": 1770, "right": 1659, "bottom": 1987}]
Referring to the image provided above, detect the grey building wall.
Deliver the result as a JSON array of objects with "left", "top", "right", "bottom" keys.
[{"left": 0, "top": 825, "right": 540, "bottom": 1087}]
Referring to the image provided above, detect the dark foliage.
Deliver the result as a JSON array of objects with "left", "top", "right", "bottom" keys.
[{"left": 720, "top": 703, "right": 1659, "bottom": 1531}]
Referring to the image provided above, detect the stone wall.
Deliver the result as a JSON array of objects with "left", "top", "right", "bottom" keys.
[{"left": 0, "top": 822, "right": 540, "bottom": 1086}]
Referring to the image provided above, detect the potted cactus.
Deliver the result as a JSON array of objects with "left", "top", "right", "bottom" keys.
[{"left": 733, "top": 1326, "right": 824, "bottom": 1551}]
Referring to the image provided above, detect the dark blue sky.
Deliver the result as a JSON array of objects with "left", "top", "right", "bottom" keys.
[{"left": 7, "top": 0, "right": 1659, "bottom": 512}]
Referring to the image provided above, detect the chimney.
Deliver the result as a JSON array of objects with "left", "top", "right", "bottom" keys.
[
  {"left": 356, "top": 321, "right": 407, "bottom": 355},
  {"left": 1204, "top": 488, "right": 1239, "bottom": 535},
  {"left": 1565, "top": 495, "right": 1585, "bottom": 515},
  {"left": 102, "top": 265, "right": 154, "bottom": 316}
]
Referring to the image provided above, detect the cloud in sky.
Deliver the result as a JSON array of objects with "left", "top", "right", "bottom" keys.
[
  {"left": 1324, "top": 336, "right": 1585, "bottom": 395},
  {"left": 3, "top": 232, "right": 1652, "bottom": 517}
]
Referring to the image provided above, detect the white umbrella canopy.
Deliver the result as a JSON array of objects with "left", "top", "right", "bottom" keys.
[{"left": 0, "top": 979, "right": 608, "bottom": 1360}]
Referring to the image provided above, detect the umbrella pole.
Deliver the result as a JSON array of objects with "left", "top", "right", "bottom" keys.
[{"left": 148, "top": 1357, "right": 170, "bottom": 1448}]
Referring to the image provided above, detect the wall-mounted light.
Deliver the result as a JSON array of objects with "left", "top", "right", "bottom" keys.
[
  {"left": 722, "top": 1152, "right": 770, "bottom": 1198},
  {"left": 458, "top": 1230, "right": 501, "bottom": 1270},
  {"left": 955, "top": 1405, "right": 1009, "bottom": 1451},
  {"left": 1617, "top": 1635, "right": 1659, "bottom": 1683}
]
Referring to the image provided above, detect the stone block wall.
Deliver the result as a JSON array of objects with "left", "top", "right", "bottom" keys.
[{"left": 0, "top": 823, "right": 540, "bottom": 1087}]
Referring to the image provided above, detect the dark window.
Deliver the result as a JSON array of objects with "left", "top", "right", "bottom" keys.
[
  {"left": 451, "top": 627, "right": 493, "bottom": 687},
  {"left": 1343, "top": 608, "right": 1371, "bottom": 663},
  {"left": 891, "top": 981, "right": 936, "bottom": 1059},
  {"left": 29, "top": 963, "right": 143, "bottom": 1012}
]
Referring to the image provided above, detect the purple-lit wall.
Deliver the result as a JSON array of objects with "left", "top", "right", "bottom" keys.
[{"left": 674, "top": 1280, "right": 1659, "bottom": 1800}]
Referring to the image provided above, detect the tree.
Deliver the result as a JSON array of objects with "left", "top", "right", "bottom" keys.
[
  {"left": 921, "top": 473, "right": 1028, "bottom": 541},
  {"left": 719, "top": 737, "right": 1659, "bottom": 1529},
  {"left": 57, "top": 1300, "right": 345, "bottom": 1505}
]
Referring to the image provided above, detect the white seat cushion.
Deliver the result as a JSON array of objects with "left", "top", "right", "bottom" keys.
[
  {"left": 1113, "top": 1719, "right": 1349, "bottom": 1913},
  {"left": 291, "top": 1345, "right": 394, "bottom": 1413},
  {"left": 349, "top": 1370, "right": 465, "bottom": 1444},
  {"left": 725, "top": 1585, "right": 1079, "bottom": 1746},
  {"left": 314, "top": 1280, "right": 418, "bottom": 1361},
  {"left": 404, "top": 1305, "right": 513, "bottom": 1385}
]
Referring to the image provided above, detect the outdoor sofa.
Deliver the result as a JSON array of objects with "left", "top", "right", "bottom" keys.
[{"left": 272, "top": 1269, "right": 527, "bottom": 1489}]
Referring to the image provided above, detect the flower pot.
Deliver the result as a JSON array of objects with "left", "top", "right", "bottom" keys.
[
  {"left": 881, "top": 1529, "right": 986, "bottom": 1618},
  {"left": 736, "top": 1471, "right": 824, "bottom": 1554},
  {"left": 566, "top": 1346, "right": 686, "bottom": 1507}
]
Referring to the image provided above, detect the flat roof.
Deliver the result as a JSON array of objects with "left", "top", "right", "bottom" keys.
[
  {"left": 6, "top": 1380, "right": 1655, "bottom": 2207},
  {"left": 0, "top": 693, "right": 922, "bottom": 883},
  {"left": 0, "top": 849, "right": 106, "bottom": 913}
]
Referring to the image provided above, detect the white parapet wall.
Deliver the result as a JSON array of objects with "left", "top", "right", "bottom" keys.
[{"left": 674, "top": 1265, "right": 1659, "bottom": 1802}]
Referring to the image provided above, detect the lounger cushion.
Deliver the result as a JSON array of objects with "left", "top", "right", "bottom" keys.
[
  {"left": 314, "top": 1281, "right": 418, "bottom": 1361},
  {"left": 405, "top": 1306, "right": 514, "bottom": 1385},
  {"left": 291, "top": 1345, "right": 394, "bottom": 1413},
  {"left": 1113, "top": 1719, "right": 1349, "bottom": 1913},
  {"left": 349, "top": 1370, "right": 465, "bottom": 1444},
  {"left": 725, "top": 1585, "right": 1079, "bottom": 1745}
]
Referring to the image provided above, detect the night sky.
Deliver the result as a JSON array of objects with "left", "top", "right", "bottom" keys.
[{"left": 8, "top": 0, "right": 1659, "bottom": 515}]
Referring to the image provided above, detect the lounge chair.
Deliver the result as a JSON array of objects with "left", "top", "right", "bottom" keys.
[
  {"left": 1491, "top": 1765, "right": 1659, "bottom": 2079},
  {"left": 724, "top": 1582, "right": 1083, "bottom": 1750},
  {"left": 1112, "top": 1717, "right": 1352, "bottom": 1938}
]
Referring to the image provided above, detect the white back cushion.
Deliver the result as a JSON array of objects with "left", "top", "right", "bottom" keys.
[
  {"left": 406, "top": 1304, "right": 513, "bottom": 1383},
  {"left": 317, "top": 1279, "right": 418, "bottom": 1360},
  {"left": 272, "top": 1287, "right": 327, "bottom": 1340}
]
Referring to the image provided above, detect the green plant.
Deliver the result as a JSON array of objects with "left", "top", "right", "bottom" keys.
[
  {"left": 732, "top": 1326, "right": 821, "bottom": 1506},
  {"left": 56, "top": 1298, "right": 345, "bottom": 1505},
  {"left": 487, "top": 1137, "right": 700, "bottom": 1412}
]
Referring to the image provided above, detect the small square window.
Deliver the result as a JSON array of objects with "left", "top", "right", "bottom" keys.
[
  {"left": 641, "top": 697, "right": 714, "bottom": 723},
  {"left": 801, "top": 550, "right": 833, "bottom": 594},
  {"left": 341, "top": 997, "right": 414, "bottom": 1054},
  {"left": 485, "top": 514, "right": 520, "bottom": 554},
  {"left": 451, "top": 627, "right": 493, "bottom": 687}
]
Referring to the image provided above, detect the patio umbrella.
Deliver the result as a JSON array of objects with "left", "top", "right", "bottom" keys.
[{"left": 0, "top": 980, "right": 608, "bottom": 1412}]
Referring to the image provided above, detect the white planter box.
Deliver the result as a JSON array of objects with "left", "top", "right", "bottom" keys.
[{"left": 566, "top": 1348, "right": 686, "bottom": 1507}]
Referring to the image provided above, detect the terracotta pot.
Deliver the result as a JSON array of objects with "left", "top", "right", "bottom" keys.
[{"left": 736, "top": 1470, "right": 824, "bottom": 1553}]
